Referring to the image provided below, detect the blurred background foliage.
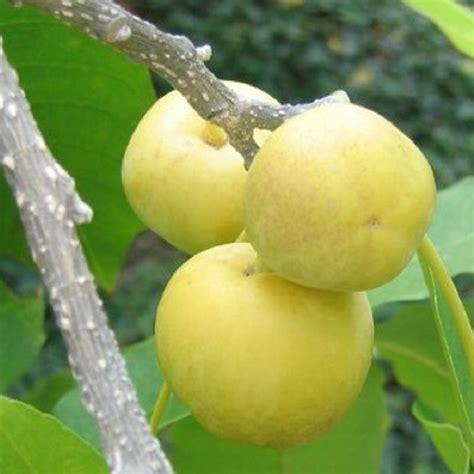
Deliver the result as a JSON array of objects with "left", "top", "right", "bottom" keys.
[{"left": 2, "top": 0, "right": 474, "bottom": 473}]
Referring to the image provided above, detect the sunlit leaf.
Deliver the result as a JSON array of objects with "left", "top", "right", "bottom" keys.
[
  {"left": 418, "top": 242, "right": 474, "bottom": 455},
  {"left": 403, "top": 0, "right": 474, "bottom": 58},
  {"left": 0, "top": 396, "right": 107, "bottom": 474},
  {"left": 375, "top": 301, "right": 473, "bottom": 424},
  {"left": 413, "top": 401, "right": 470, "bottom": 473}
]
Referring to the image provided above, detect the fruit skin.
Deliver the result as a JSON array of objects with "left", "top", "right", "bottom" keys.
[
  {"left": 244, "top": 102, "right": 436, "bottom": 292},
  {"left": 155, "top": 243, "right": 373, "bottom": 449},
  {"left": 122, "top": 81, "right": 276, "bottom": 255}
]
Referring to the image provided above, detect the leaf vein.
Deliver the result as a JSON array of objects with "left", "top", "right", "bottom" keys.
[{"left": 376, "top": 341, "right": 449, "bottom": 379}]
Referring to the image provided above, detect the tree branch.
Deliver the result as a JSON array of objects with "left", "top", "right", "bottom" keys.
[
  {"left": 0, "top": 38, "right": 172, "bottom": 474},
  {"left": 20, "top": 0, "right": 348, "bottom": 167}
]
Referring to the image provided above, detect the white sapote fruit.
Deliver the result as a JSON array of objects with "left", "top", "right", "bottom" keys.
[
  {"left": 155, "top": 243, "right": 374, "bottom": 448},
  {"left": 122, "top": 81, "right": 277, "bottom": 254},
  {"left": 244, "top": 102, "right": 436, "bottom": 291}
]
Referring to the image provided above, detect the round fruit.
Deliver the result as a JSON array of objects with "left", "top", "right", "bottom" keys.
[
  {"left": 244, "top": 103, "right": 436, "bottom": 291},
  {"left": 155, "top": 243, "right": 373, "bottom": 448},
  {"left": 122, "top": 81, "right": 277, "bottom": 255}
]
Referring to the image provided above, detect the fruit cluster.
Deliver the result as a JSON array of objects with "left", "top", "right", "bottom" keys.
[{"left": 122, "top": 82, "right": 436, "bottom": 448}]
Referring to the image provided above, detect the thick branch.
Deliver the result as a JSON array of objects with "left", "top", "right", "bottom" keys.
[
  {"left": 20, "top": 0, "right": 348, "bottom": 167},
  {"left": 0, "top": 39, "right": 172, "bottom": 474}
]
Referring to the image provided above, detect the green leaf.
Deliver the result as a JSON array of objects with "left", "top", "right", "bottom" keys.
[
  {"left": 418, "top": 241, "right": 474, "bottom": 454},
  {"left": 413, "top": 401, "right": 470, "bottom": 474},
  {"left": 169, "top": 365, "right": 387, "bottom": 474},
  {"left": 375, "top": 301, "right": 472, "bottom": 424},
  {"left": 23, "top": 370, "right": 75, "bottom": 413},
  {"left": 402, "top": 0, "right": 474, "bottom": 58},
  {"left": 0, "top": 1, "right": 155, "bottom": 288},
  {"left": 0, "top": 280, "right": 44, "bottom": 392},
  {"left": 169, "top": 418, "right": 279, "bottom": 473},
  {"left": 0, "top": 396, "right": 107, "bottom": 474},
  {"left": 370, "top": 176, "right": 474, "bottom": 307},
  {"left": 53, "top": 338, "right": 188, "bottom": 447}
]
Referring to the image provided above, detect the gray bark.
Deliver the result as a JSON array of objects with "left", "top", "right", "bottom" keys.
[{"left": 0, "top": 38, "right": 172, "bottom": 474}]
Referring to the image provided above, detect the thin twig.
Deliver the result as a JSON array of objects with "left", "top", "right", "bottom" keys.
[
  {"left": 20, "top": 0, "right": 348, "bottom": 167},
  {"left": 149, "top": 382, "right": 170, "bottom": 435},
  {"left": 0, "top": 38, "right": 172, "bottom": 474}
]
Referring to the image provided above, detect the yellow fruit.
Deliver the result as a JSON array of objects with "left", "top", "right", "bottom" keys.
[
  {"left": 122, "top": 81, "right": 276, "bottom": 255},
  {"left": 155, "top": 243, "right": 373, "bottom": 448},
  {"left": 245, "top": 103, "right": 436, "bottom": 291}
]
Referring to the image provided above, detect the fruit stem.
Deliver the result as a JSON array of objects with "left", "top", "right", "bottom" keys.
[
  {"left": 278, "top": 450, "right": 288, "bottom": 474},
  {"left": 234, "top": 230, "right": 248, "bottom": 243},
  {"left": 417, "top": 235, "right": 474, "bottom": 453},
  {"left": 149, "top": 381, "right": 170, "bottom": 435}
]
